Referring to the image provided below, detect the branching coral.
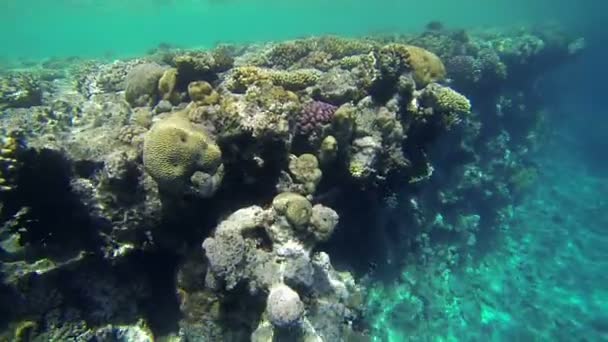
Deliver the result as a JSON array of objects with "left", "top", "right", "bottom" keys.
[{"left": 419, "top": 83, "right": 471, "bottom": 128}]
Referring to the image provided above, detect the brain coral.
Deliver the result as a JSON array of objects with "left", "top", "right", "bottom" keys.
[
  {"left": 272, "top": 192, "right": 313, "bottom": 229},
  {"left": 380, "top": 44, "right": 446, "bottom": 88},
  {"left": 143, "top": 112, "right": 222, "bottom": 195}
]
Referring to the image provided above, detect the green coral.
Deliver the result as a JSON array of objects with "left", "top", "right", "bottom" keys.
[
  {"left": 288, "top": 154, "right": 322, "bottom": 195},
  {"left": 143, "top": 112, "right": 222, "bottom": 195},
  {"left": 272, "top": 192, "right": 313, "bottom": 229}
]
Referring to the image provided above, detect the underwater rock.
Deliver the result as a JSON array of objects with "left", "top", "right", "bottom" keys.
[
  {"left": 76, "top": 60, "right": 144, "bottom": 97},
  {"left": 173, "top": 49, "right": 234, "bottom": 85},
  {"left": 266, "top": 283, "right": 305, "bottom": 328},
  {"left": 348, "top": 136, "right": 382, "bottom": 180},
  {"left": 0, "top": 72, "right": 42, "bottom": 109},
  {"left": 125, "top": 63, "right": 166, "bottom": 107}
]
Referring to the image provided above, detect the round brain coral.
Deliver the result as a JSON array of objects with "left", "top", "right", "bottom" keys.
[
  {"left": 272, "top": 192, "right": 313, "bottom": 229},
  {"left": 143, "top": 112, "right": 222, "bottom": 194},
  {"left": 380, "top": 44, "right": 446, "bottom": 88},
  {"left": 402, "top": 45, "right": 446, "bottom": 88}
]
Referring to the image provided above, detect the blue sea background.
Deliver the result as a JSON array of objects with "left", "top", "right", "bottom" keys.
[{"left": 1, "top": 0, "right": 607, "bottom": 339}]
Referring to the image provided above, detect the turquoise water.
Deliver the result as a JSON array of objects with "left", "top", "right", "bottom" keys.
[
  {"left": 1, "top": 1, "right": 606, "bottom": 341},
  {"left": 0, "top": 0, "right": 600, "bottom": 59}
]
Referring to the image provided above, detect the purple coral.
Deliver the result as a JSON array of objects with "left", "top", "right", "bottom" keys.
[{"left": 296, "top": 101, "right": 337, "bottom": 135}]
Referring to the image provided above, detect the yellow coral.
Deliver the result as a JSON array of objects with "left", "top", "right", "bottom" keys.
[
  {"left": 143, "top": 112, "right": 221, "bottom": 194},
  {"left": 157, "top": 67, "right": 179, "bottom": 104},
  {"left": 188, "top": 81, "right": 219, "bottom": 105},
  {"left": 227, "top": 66, "right": 318, "bottom": 92},
  {"left": 225, "top": 66, "right": 270, "bottom": 93},
  {"left": 272, "top": 192, "right": 313, "bottom": 229},
  {"left": 348, "top": 160, "right": 366, "bottom": 179},
  {"left": 0, "top": 132, "right": 23, "bottom": 192},
  {"left": 269, "top": 69, "right": 320, "bottom": 91},
  {"left": 434, "top": 86, "right": 471, "bottom": 115},
  {"left": 318, "top": 135, "right": 338, "bottom": 165},
  {"left": 13, "top": 320, "right": 37, "bottom": 342},
  {"left": 382, "top": 44, "right": 446, "bottom": 88}
]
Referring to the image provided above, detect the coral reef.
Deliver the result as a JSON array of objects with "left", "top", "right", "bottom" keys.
[
  {"left": 0, "top": 72, "right": 42, "bottom": 109},
  {"left": 203, "top": 192, "right": 362, "bottom": 340},
  {"left": 0, "top": 24, "right": 583, "bottom": 341}
]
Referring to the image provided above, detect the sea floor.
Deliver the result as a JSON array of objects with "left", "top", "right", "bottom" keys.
[{"left": 367, "top": 142, "right": 608, "bottom": 341}]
